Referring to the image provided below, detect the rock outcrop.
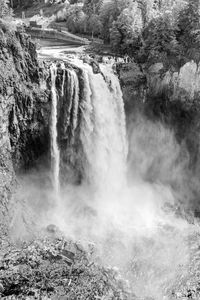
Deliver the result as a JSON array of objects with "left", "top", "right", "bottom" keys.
[
  {"left": 147, "top": 61, "right": 200, "bottom": 108},
  {"left": 118, "top": 60, "right": 200, "bottom": 144},
  {"left": 118, "top": 60, "right": 200, "bottom": 211},
  {"left": 0, "top": 24, "right": 51, "bottom": 235},
  {"left": 117, "top": 62, "right": 147, "bottom": 122}
]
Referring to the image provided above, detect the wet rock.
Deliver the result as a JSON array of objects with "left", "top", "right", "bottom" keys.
[
  {"left": 82, "top": 55, "right": 91, "bottom": 64},
  {"left": 90, "top": 60, "right": 101, "bottom": 74},
  {"left": 60, "top": 249, "right": 75, "bottom": 265},
  {"left": 0, "top": 282, "right": 4, "bottom": 294},
  {"left": 0, "top": 237, "right": 130, "bottom": 299},
  {"left": 46, "top": 224, "right": 59, "bottom": 234},
  {"left": 0, "top": 30, "right": 50, "bottom": 235},
  {"left": 117, "top": 62, "right": 147, "bottom": 118}
]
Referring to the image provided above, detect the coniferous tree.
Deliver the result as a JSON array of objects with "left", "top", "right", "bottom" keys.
[
  {"left": 177, "top": 0, "right": 200, "bottom": 61},
  {"left": 83, "top": 0, "right": 103, "bottom": 15},
  {"left": 110, "top": 2, "right": 143, "bottom": 54},
  {"left": 0, "top": 0, "right": 12, "bottom": 18}
]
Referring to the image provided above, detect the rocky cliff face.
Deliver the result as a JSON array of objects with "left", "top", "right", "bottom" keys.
[
  {"left": 117, "top": 62, "right": 147, "bottom": 119},
  {"left": 145, "top": 61, "right": 200, "bottom": 170},
  {"left": 119, "top": 59, "right": 200, "bottom": 212},
  {"left": 0, "top": 23, "right": 51, "bottom": 236},
  {"left": 2, "top": 26, "right": 200, "bottom": 235},
  {"left": 147, "top": 61, "right": 200, "bottom": 108},
  {"left": 119, "top": 60, "right": 200, "bottom": 149}
]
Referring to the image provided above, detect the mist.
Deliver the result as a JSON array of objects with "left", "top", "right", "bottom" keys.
[
  {"left": 10, "top": 109, "right": 198, "bottom": 299},
  {"left": 8, "top": 61, "right": 199, "bottom": 299}
]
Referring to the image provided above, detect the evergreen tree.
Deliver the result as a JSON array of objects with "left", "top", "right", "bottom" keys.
[
  {"left": 66, "top": 4, "right": 86, "bottom": 33},
  {"left": 0, "top": 0, "right": 12, "bottom": 18},
  {"left": 177, "top": 0, "right": 200, "bottom": 61},
  {"left": 83, "top": 0, "right": 103, "bottom": 15},
  {"left": 99, "top": 0, "right": 130, "bottom": 43},
  {"left": 110, "top": 2, "right": 143, "bottom": 54},
  {"left": 140, "top": 14, "right": 180, "bottom": 64}
]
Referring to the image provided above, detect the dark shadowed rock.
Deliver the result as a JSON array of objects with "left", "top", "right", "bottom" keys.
[
  {"left": 0, "top": 30, "right": 50, "bottom": 236},
  {"left": 46, "top": 224, "right": 59, "bottom": 234},
  {"left": 90, "top": 60, "right": 101, "bottom": 74}
]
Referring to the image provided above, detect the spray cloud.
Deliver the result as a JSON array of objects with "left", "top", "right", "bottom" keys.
[{"left": 12, "top": 60, "right": 198, "bottom": 300}]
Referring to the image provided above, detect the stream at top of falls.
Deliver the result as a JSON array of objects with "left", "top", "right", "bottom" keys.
[{"left": 14, "top": 51, "right": 200, "bottom": 300}]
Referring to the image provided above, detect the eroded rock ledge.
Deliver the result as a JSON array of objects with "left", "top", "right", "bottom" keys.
[{"left": 0, "top": 28, "right": 51, "bottom": 235}]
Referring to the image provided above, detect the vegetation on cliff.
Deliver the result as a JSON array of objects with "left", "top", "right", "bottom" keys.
[
  {"left": 0, "top": 235, "right": 131, "bottom": 299},
  {"left": 54, "top": 0, "right": 200, "bottom": 66},
  {"left": 8, "top": 0, "right": 200, "bottom": 66}
]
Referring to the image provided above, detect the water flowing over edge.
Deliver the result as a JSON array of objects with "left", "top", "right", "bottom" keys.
[{"left": 50, "top": 63, "right": 60, "bottom": 196}]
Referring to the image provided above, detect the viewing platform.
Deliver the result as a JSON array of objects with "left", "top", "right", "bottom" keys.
[{"left": 25, "top": 21, "right": 90, "bottom": 46}]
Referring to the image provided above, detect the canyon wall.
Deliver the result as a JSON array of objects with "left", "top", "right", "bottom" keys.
[
  {"left": 119, "top": 60, "right": 200, "bottom": 153},
  {"left": 0, "top": 24, "right": 50, "bottom": 235},
  {"left": 119, "top": 59, "right": 200, "bottom": 212},
  {"left": 2, "top": 22, "right": 200, "bottom": 235}
]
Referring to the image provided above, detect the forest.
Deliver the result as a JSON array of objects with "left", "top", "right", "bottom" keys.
[
  {"left": 2, "top": 0, "right": 200, "bottom": 67},
  {"left": 1, "top": 0, "right": 200, "bottom": 299}
]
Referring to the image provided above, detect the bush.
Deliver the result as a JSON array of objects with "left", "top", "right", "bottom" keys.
[
  {"left": 176, "top": 0, "right": 200, "bottom": 62},
  {"left": 138, "top": 14, "right": 180, "bottom": 65},
  {"left": 110, "top": 2, "right": 143, "bottom": 55},
  {"left": 0, "top": 0, "right": 12, "bottom": 18},
  {"left": 65, "top": 5, "right": 87, "bottom": 33}
]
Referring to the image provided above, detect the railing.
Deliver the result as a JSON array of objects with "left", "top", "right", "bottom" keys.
[
  {"left": 26, "top": 27, "right": 90, "bottom": 45},
  {"left": 50, "top": 23, "right": 89, "bottom": 43}
]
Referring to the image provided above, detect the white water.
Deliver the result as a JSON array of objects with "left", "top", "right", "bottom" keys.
[
  {"left": 64, "top": 61, "right": 192, "bottom": 299},
  {"left": 63, "top": 68, "right": 80, "bottom": 137},
  {"left": 61, "top": 62, "right": 66, "bottom": 97},
  {"left": 50, "top": 64, "right": 60, "bottom": 196},
  {"left": 79, "top": 63, "right": 127, "bottom": 192},
  {"left": 36, "top": 59, "right": 194, "bottom": 299},
  {"left": 70, "top": 69, "right": 80, "bottom": 133}
]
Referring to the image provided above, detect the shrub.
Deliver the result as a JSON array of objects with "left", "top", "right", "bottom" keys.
[{"left": 176, "top": 0, "right": 200, "bottom": 62}]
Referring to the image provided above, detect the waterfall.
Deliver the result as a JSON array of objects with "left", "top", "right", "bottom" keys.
[
  {"left": 79, "top": 63, "right": 127, "bottom": 193},
  {"left": 68, "top": 69, "right": 80, "bottom": 134},
  {"left": 61, "top": 62, "right": 66, "bottom": 97},
  {"left": 62, "top": 69, "right": 80, "bottom": 139},
  {"left": 49, "top": 60, "right": 127, "bottom": 196},
  {"left": 41, "top": 60, "right": 191, "bottom": 300},
  {"left": 50, "top": 64, "right": 60, "bottom": 195}
]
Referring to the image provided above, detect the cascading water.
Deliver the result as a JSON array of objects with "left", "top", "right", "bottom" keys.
[
  {"left": 79, "top": 63, "right": 127, "bottom": 193},
  {"left": 61, "top": 62, "right": 66, "bottom": 97},
  {"left": 51, "top": 60, "right": 127, "bottom": 193},
  {"left": 61, "top": 68, "right": 80, "bottom": 140},
  {"left": 50, "top": 64, "right": 60, "bottom": 196},
  {"left": 47, "top": 59, "right": 192, "bottom": 300},
  {"left": 69, "top": 69, "right": 80, "bottom": 134},
  {"left": 49, "top": 59, "right": 129, "bottom": 232}
]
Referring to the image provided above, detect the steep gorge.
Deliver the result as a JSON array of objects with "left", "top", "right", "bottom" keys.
[
  {"left": 0, "top": 26, "right": 50, "bottom": 236},
  {"left": 2, "top": 27, "right": 200, "bottom": 299},
  {"left": 1, "top": 28, "right": 200, "bottom": 235}
]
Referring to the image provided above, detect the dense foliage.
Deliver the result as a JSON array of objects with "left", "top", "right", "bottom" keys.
[
  {"left": 53, "top": 0, "right": 200, "bottom": 66},
  {"left": 0, "top": 0, "right": 12, "bottom": 18},
  {"left": 5, "top": 0, "right": 200, "bottom": 65}
]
